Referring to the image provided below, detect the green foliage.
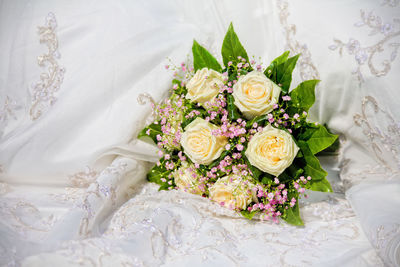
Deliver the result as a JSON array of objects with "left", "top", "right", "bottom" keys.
[
  {"left": 192, "top": 40, "right": 222, "bottom": 72},
  {"left": 317, "top": 135, "right": 340, "bottom": 155},
  {"left": 241, "top": 210, "right": 257, "bottom": 220},
  {"left": 246, "top": 114, "right": 268, "bottom": 128},
  {"left": 244, "top": 155, "right": 262, "bottom": 181},
  {"left": 227, "top": 94, "right": 241, "bottom": 121},
  {"left": 172, "top": 79, "right": 187, "bottom": 95},
  {"left": 137, "top": 122, "right": 162, "bottom": 144},
  {"left": 297, "top": 141, "right": 332, "bottom": 192},
  {"left": 282, "top": 193, "right": 304, "bottom": 226},
  {"left": 221, "top": 23, "right": 249, "bottom": 67},
  {"left": 289, "top": 80, "right": 319, "bottom": 112},
  {"left": 146, "top": 158, "right": 173, "bottom": 191},
  {"left": 308, "top": 177, "right": 332, "bottom": 192},
  {"left": 299, "top": 125, "right": 338, "bottom": 155},
  {"left": 265, "top": 51, "right": 299, "bottom": 93},
  {"left": 264, "top": 51, "right": 290, "bottom": 76}
]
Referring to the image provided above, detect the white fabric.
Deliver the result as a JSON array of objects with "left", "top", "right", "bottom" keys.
[{"left": 0, "top": 0, "right": 399, "bottom": 266}]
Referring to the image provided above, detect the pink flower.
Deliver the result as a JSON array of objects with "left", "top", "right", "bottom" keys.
[
  {"left": 236, "top": 144, "right": 244, "bottom": 151},
  {"left": 283, "top": 113, "right": 289, "bottom": 120}
]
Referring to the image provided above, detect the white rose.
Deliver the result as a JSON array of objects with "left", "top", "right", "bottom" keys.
[
  {"left": 180, "top": 118, "right": 227, "bottom": 165},
  {"left": 186, "top": 68, "right": 224, "bottom": 104},
  {"left": 232, "top": 71, "right": 281, "bottom": 119},
  {"left": 209, "top": 175, "right": 256, "bottom": 210},
  {"left": 245, "top": 124, "right": 299, "bottom": 176},
  {"left": 173, "top": 163, "right": 203, "bottom": 195}
]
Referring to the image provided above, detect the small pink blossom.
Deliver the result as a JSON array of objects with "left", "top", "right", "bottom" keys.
[{"left": 236, "top": 144, "right": 244, "bottom": 151}]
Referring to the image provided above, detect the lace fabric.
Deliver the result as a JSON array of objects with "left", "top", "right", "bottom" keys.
[{"left": 0, "top": 0, "right": 399, "bottom": 266}]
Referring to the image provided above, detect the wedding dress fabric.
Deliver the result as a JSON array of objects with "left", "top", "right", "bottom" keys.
[{"left": 0, "top": 0, "right": 399, "bottom": 266}]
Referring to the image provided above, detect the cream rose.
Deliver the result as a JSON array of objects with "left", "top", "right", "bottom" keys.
[
  {"left": 180, "top": 118, "right": 227, "bottom": 165},
  {"left": 173, "top": 163, "right": 203, "bottom": 195},
  {"left": 209, "top": 175, "right": 256, "bottom": 210},
  {"left": 245, "top": 124, "right": 299, "bottom": 176},
  {"left": 186, "top": 68, "right": 224, "bottom": 104},
  {"left": 232, "top": 71, "right": 281, "bottom": 119}
]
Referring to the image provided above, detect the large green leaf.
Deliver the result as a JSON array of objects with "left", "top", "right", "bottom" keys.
[
  {"left": 299, "top": 125, "right": 338, "bottom": 155},
  {"left": 308, "top": 177, "right": 332, "bottom": 192},
  {"left": 192, "top": 40, "right": 222, "bottom": 72},
  {"left": 264, "top": 51, "right": 290, "bottom": 77},
  {"left": 137, "top": 122, "right": 162, "bottom": 144},
  {"left": 297, "top": 141, "right": 328, "bottom": 182},
  {"left": 290, "top": 80, "right": 319, "bottom": 112},
  {"left": 282, "top": 193, "right": 304, "bottom": 226},
  {"left": 265, "top": 53, "right": 299, "bottom": 93},
  {"left": 221, "top": 23, "right": 249, "bottom": 67}
]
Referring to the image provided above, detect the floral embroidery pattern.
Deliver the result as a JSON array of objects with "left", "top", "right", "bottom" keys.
[
  {"left": 329, "top": 10, "right": 400, "bottom": 83},
  {"left": 341, "top": 96, "right": 400, "bottom": 188},
  {"left": 382, "top": 0, "right": 400, "bottom": 7},
  {"left": 30, "top": 12, "right": 65, "bottom": 120},
  {"left": 276, "top": 0, "right": 320, "bottom": 81},
  {"left": 0, "top": 96, "right": 22, "bottom": 136},
  {"left": 69, "top": 166, "right": 98, "bottom": 188},
  {"left": 353, "top": 96, "right": 400, "bottom": 174}
]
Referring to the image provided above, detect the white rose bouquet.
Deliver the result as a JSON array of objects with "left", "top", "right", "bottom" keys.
[{"left": 138, "top": 23, "right": 338, "bottom": 225}]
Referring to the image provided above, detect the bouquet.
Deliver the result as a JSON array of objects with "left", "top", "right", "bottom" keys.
[{"left": 138, "top": 23, "right": 338, "bottom": 225}]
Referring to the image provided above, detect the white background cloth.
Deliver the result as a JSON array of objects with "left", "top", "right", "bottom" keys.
[{"left": 0, "top": 0, "right": 399, "bottom": 266}]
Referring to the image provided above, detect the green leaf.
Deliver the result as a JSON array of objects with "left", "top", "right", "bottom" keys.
[
  {"left": 192, "top": 40, "right": 222, "bottom": 72},
  {"left": 241, "top": 210, "right": 257, "bottom": 220},
  {"left": 304, "top": 125, "right": 338, "bottom": 155},
  {"left": 221, "top": 23, "right": 249, "bottom": 67},
  {"left": 137, "top": 122, "right": 162, "bottom": 144},
  {"left": 308, "top": 177, "right": 333, "bottom": 192},
  {"left": 181, "top": 116, "right": 196, "bottom": 129},
  {"left": 317, "top": 135, "right": 340, "bottom": 155},
  {"left": 244, "top": 155, "right": 262, "bottom": 181},
  {"left": 264, "top": 51, "right": 290, "bottom": 78},
  {"left": 297, "top": 141, "right": 328, "bottom": 182},
  {"left": 282, "top": 194, "right": 304, "bottom": 226},
  {"left": 227, "top": 94, "right": 241, "bottom": 121},
  {"left": 147, "top": 160, "right": 173, "bottom": 191},
  {"left": 290, "top": 80, "right": 319, "bottom": 112},
  {"left": 265, "top": 53, "right": 299, "bottom": 93},
  {"left": 246, "top": 114, "right": 268, "bottom": 128}
]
